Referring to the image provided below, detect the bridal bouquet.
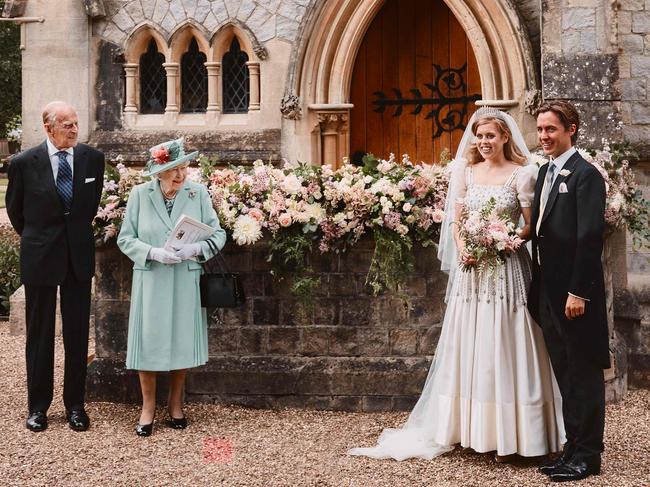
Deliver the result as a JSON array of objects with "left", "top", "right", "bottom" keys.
[{"left": 458, "top": 197, "right": 524, "bottom": 272}]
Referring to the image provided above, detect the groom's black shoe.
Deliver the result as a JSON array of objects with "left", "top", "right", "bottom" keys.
[
  {"left": 66, "top": 408, "right": 90, "bottom": 431},
  {"left": 549, "top": 458, "right": 601, "bottom": 482},
  {"left": 538, "top": 445, "right": 574, "bottom": 475},
  {"left": 26, "top": 411, "right": 48, "bottom": 432}
]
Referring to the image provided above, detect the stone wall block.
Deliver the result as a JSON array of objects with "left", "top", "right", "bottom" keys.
[
  {"left": 329, "top": 327, "right": 358, "bottom": 356},
  {"left": 631, "top": 101, "right": 650, "bottom": 123},
  {"left": 276, "top": 15, "right": 299, "bottom": 40},
  {"left": 194, "top": 0, "right": 211, "bottom": 23},
  {"left": 300, "top": 327, "right": 330, "bottom": 356},
  {"left": 361, "top": 396, "right": 393, "bottom": 412},
  {"left": 94, "top": 300, "right": 130, "bottom": 357},
  {"left": 373, "top": 298, "right": 409, "bottom": 325},
  {"left": 404, "top": 276, "right": 427, "bottom": 298},
  {"left": 389, "top": 329, "right": 418, "bottom": 356},
  {"left": 268, "top": 327, "right": 300, "bottom": 354},
  {"left": 327, "top": 273, "right": 357, "bottom": 296},
  {"left": 340, "top": 298, "right": 371, "bottom": 326},
  {"left": 112, "top": 7, "right": 136, "bottom": 32},
  {"left": 408, "top": 297, "right": 444, "bottom": 325},
  {"left": 313, "top": 298, "right": 341, "bottom": 326},
  {"left": 357, "top": 328, "right": 389, "bottom": 356},
  {"left": 152, "top": 0, "right": 168, "bottom": 24},
  {"left": 181, "top": 0, "right": 197, "bottom": 18},
  {"left": 619, "top": 79, "right": 646, "bottom": 100},
  {"left": 619, "top": 0, "right": 646, "bottom": 10},
  {"left": 239, "top": 327, "right": 268, "bottom": 354},
  {"left": 562, "top": 8, "right": 596, "bottom": 30},
  {"left": 208, "top": 327, "right": 240, "bottom": 355},
  {"left": 418, "top": 325, "right": 442, "bottom": 354},
  {"left": 543, "top": 54, "right": 618, "bottom": 100},
  {"left": 632, "top": 12, "right": 650, "bottom": 34},
  {"left": 124, "top": 1, "right": 145, "bottom": 24},
  {"left": 252, "top": 298, "right": 280, "bottom": 325},
  {"left": 168, "top": 0, "right": 186, "bottom": 22},
  {"left": 280, "top": 300, "right": 313, "bottom": 326},
  {"left": 338, "top": 251, "right": 372, "bottom": 273},
  {"left": 221, "top": 301, "right": 251, "bottom": 327},
  {"left": 223, "top": 0, "right": 240, "bottom": 18},
  {"left": 620, "top": 34, "right": 645, "bottom": 54}
]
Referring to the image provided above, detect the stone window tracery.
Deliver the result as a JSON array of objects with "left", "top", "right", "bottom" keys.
[
  {"left": 180, "top": 37, "right": 208, "bottom": 113},
  {"left": 139, "top": 39, "right": 166, "bottom": 115},
  {"left": 222, "top": 38, "right": 250, "bottom": 114}
]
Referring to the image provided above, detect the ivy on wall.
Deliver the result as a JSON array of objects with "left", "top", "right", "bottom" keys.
[{"left": 0, "top": 0, "right": 21, "bottom": 138}]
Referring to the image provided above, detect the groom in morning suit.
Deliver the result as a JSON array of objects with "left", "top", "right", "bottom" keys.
[
  {"left": 528, "top": 101, "right": 608, "bottom": 482},
  {"left": 6, "top": 101, "right": 105, "bottom": 432}
]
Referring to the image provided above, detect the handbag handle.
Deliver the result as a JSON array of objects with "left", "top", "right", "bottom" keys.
[{"left": 203, "top": 238, "right": 232, "bottom": 275}]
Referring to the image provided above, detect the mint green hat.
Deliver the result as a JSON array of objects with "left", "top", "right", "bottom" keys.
[{"left": 143, "top": 137, "right": 198, "bottom": 177}]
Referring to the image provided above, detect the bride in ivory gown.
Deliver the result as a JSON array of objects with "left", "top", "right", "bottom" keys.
[{"left": 348, "top": 108, "right": 565, "bottom": 461}]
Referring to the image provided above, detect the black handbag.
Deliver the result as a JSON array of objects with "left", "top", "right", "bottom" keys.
[{"left": 199, "top": 240, "right": 245, "bottom": 308}]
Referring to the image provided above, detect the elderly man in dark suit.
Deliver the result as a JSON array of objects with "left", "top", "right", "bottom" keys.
[
  {"left": 529, "top": 101, "right": 608, "bottom": 482},
  {"left": 6, "top": 101, "right": 105, "bottom": 432}
]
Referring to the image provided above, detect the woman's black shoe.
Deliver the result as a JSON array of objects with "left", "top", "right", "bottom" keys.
[
  {"left": 166, "top": 415, "right": 187, "bottom": 429},
  {"left": 135, "top": 421, "right": 154, "bottom": 436}
]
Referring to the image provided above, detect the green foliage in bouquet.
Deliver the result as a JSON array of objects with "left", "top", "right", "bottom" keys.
[{"left": 0, "top": 224, "right": 20, "bottom": 315}]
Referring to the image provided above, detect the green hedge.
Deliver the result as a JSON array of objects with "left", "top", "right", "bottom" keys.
[{"left": 0, "top": 0, "right": 22, "bottom": 138}]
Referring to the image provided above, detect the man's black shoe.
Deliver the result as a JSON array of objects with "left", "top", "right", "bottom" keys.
[
  {"left": 549, "top": 458, "right": 601, "bottom": 482},
  {"left": 538, "top": 444, "right": 574, "bottom": 475},
  {"left": 26, "top": 411, "right": 48, "bottom": 432},
  {"left": 66, "top": 408, "right": 90, "bottom": 431}
]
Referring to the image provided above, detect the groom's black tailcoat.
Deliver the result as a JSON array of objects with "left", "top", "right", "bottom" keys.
[
  {"left": 6, "top": 141, "right": 104, "bottom": 413},
  {"left": 528, "top": 150, "right": 608, "bottom": 463}
]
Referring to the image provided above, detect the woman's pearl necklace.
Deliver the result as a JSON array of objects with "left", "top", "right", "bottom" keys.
[{"left": 161, "top": 185, "right": 177, "bottom": 200}]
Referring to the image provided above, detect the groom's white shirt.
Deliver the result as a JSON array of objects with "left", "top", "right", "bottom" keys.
[{"left": 536, "top": 146, "right": 587, "bottom": 301}]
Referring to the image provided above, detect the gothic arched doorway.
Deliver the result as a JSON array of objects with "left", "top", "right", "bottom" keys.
[{"left": 349, "top": 0, "right": 481, "bottom": 163}]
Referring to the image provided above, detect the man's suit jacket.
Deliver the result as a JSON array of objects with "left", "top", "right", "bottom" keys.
[
  {"left": 6, "top": 141, "right": 105, "bottom": 286},
  {"left": 528, "top": 151, "right": 610, "bottom": 368}
]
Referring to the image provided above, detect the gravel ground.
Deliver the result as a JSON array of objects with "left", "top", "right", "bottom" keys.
[{"left": 1, "top": 321, "right": 649, "bottom": 487}]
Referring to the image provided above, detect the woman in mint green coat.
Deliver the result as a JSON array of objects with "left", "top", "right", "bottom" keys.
[{"left": 117, "top": 139, "right": 226, "bottom": 436}]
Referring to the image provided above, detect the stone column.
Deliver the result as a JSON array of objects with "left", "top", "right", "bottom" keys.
[
  {"left": 123, "top": 63, "right": 138, "bottom": 124},
  {"left": 247, "top": 62, "right": 260, "bottom": 111},
  {"left": 311, "top": 105, "right": 352, "bottom": 167},
  {"left": 205, "top": 61, "right": 221, "bottom": 121},
  {"left": 163, "top": 62, "right": 179, "bottom": 121}
]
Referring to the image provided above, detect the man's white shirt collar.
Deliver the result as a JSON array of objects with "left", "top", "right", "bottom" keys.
[
  {"left": 46, "top": 138, "right": 74, "bottom": 158},
  {"left": 549, "top": 146, "right": 576, "bottom": 173}
]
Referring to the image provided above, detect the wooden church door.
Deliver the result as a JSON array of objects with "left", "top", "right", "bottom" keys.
[{"left": 349, "top": 0, "right": 482, "bottom": 164}]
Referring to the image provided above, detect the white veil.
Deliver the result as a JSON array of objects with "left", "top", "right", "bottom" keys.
[
  {"left": 437, "top": 107, "right": 532, "bottom": 301},
  {"left": 347, "top": 107, "right": 534, "bottom": 462}
]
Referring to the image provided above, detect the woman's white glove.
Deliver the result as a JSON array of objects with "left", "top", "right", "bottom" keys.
[
  {"left": 148, "top": 247, "right": 182, "bottom": 264},
  {"left": 172, "top": 242, "right": 203, "bottom": 261}
]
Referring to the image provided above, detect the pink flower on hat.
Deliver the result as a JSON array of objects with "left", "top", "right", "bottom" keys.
[{"left": 151, "top": 146, "right": 170, "bottom": 164}]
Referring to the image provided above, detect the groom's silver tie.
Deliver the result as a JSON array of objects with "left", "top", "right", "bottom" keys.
[{"left": 541, "top": 162, "right": 556, "bottom": 209}]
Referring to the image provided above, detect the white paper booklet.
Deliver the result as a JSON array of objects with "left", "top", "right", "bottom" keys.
[{"left": 164, "top": 214, "right": 214, "bottom": 251}]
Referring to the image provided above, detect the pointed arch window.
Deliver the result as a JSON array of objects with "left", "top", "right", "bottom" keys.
[
  {"left": 222, "top": 38, "right": 250, "bottom": 114},
  {"left": 139, "top": 39, "right": 167, "bottom": 114},
  {"left": 181, "top": 38, "right": 208, "bottom": 113}
]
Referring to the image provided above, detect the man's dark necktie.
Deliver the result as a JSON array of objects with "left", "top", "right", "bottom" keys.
[{"left": 55, "top": 150, "right": 73, "bottom": 211}]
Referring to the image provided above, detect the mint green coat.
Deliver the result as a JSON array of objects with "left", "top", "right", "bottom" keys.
[{"left": 117, "top": 179, "right": 227, "bottom": 371}]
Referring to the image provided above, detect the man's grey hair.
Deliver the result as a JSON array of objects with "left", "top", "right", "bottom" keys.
[{"left": 42, "top": 101, "right": 76, "bottom": 125}]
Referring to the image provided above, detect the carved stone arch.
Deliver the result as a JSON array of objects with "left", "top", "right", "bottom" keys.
[
  {"left": 168, "top": 21, "right": 211, "bottom": 63},
  {"left": 292, "top": 0, "right": 537, "bottom": 105},
  {"left": 286, "top": 0, "right": 539, "bottom": 166},
  {"left": 210, "top": 22, "right": 264, "bottom": 61},
  {"left": 124, "top": 22, "right": 168, "bottom": 63}
]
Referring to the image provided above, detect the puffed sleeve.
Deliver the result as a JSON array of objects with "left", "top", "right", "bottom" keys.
[
  {"left": 516, "top": 164, "right": 538, "bottom": 208},
  {"left": 448, "top": 158, "right": 468, "bottom": 205}
]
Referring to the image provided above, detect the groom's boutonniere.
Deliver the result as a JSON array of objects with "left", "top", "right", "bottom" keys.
[{"left": 559, "top": 169, "right": 571, "bottom": 177}]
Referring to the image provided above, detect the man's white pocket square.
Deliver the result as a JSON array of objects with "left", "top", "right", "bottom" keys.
[
  {"left": 559, "top": 182, "right": 568, "bottom": 193},
  {"left": 84, "top": 177, "right": 95, "bottom": 183}
]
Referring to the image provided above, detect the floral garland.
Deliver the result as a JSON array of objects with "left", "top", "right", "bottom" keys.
[{"left": 93, "top": 141, "right": 647, "bottom": 302}]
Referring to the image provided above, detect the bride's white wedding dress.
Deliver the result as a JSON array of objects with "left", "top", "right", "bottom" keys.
[{"left": 349, "top": 165, "right": 565, "bottom": 460}]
